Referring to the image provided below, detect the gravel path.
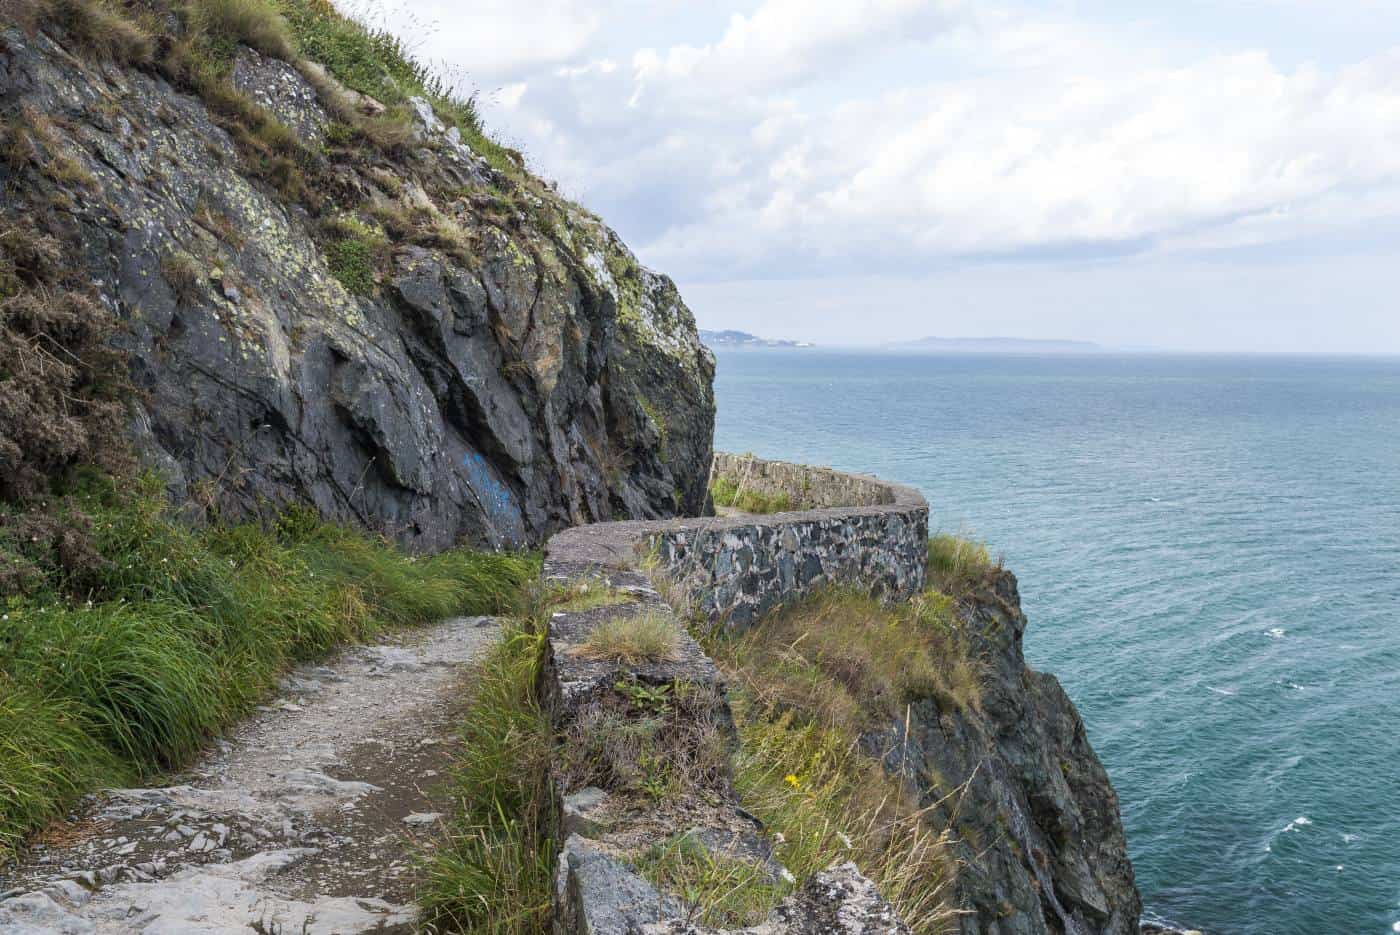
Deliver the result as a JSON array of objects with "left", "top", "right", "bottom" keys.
[{"left": 0, "top": 615, "right": 501, "bottom": 934}]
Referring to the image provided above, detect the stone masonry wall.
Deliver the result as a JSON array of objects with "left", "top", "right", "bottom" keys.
[
  {"left": 539, "top": 455, "right": 929, "bottom": 933},
  {"left": 712, "top": 452, "right": 896, "bottom": 509}
]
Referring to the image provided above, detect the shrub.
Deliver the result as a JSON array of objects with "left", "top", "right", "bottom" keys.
[
  {"left": 0, "top": 288, "right": 129, "bottom": 502},
  {"left": 557, "top": 679, "right": 729, "bottom": 798},
  {"left": 324, "top": 238, "right": 372, "bottom": 294},
  {"left": 575, "top": 609, "right": 680, "bottom": 664}
]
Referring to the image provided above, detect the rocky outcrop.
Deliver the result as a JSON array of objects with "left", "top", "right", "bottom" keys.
[
  {"left": 0, "top": 26, "right": 713, "bottom": 550},
  {"left": 873, "top": 569, "right": 1142, "bottom": 935}
]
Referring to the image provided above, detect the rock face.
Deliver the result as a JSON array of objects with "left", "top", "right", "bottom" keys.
[
  {"left": 0, "top": 29, "right": 714, "bottom": 550},
  {"left": 873, "top": 570, "right": 1142, "bottom": 935}
]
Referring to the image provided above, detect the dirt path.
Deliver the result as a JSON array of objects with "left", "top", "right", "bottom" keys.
[{"left": 0, "top": 615, "right": 501, "bottom": 934}]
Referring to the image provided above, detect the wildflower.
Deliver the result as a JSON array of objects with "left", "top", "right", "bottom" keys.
[{"left": 784, "top": 773, "right": 801, "bottom": 789}]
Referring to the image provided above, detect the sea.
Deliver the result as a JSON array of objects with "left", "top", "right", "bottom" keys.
[{"left": 710, "top": 349, "right": 1400, "bottom": 935}]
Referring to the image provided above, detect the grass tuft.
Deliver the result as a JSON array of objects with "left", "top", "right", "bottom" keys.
[
  {"left": 637, "top": 831, "right": 788, "bottom": 927},
  {"left": 188, "top": 0, "right": 295, "bottom": 61},
  {"left": 926, "top": 533, "right": 997, "bottom": 598},
  {"left": 575, "top": 609, "right": 681, "bottom": 665},
  {"left": 710, "top": 475, "right": 792, "bottom": 515}
]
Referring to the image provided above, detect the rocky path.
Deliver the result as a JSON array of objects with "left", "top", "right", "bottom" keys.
[{"left": 0, "top": 616, "right": 501, "bottom": 934}]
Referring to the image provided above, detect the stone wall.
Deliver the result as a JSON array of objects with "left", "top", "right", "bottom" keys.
[
  {"left": 711, "top": 452, "right": 896, "bottom": 509},
  {"left": 548, "top": 453, "right": 929, "bottom": 630},
  {"left": 539, "top": 456, "right": 928, "bottom": 933}
]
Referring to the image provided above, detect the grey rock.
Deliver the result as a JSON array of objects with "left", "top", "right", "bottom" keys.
[
  {"left": 560, "top": 787, "right": 611, "bottom": 839},
  {"left": 0, "top": 28, "right": 714, "bottom": 553}
]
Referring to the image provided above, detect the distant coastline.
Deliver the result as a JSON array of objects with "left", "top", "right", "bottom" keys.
[
  {"left": 700, "top": 329, "right": 813, "bottom": 349},
  {"left": 889, "top": 336, "right": 1103, "bottom": 354}
]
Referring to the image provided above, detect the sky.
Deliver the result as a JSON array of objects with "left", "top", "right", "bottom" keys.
[{"left": 368, "top": 0, "right": 1400, "bottom": 352}]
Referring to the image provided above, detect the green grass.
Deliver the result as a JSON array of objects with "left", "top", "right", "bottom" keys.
[
  {"left": 0, "top": 475, "right": 535, "bottom": 858},
  {"left": 926, "top": 533, "right": 996, "bottom": 597},
  {"left": 575, "top": 610, "right": 680, "bottom": 664},
  {"left": 325, "top": 234, "right": 375, "bottom": 294},
  {"left": 417, "top": 619, "right": 555, "bottom": 935},
  {"left": 276, "top": 0, "right": 521, "bottom": 172},
  {"left": 636, "top": 830, "right": 788, "bottom": 927},
  {"left": 727, "top": 697, "right": 958, "bottom": 935},
  {"left": 709, "top": 475, "right": 793, "bottom": 515}
]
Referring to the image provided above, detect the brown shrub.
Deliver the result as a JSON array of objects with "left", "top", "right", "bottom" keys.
[
  {"left": 0, "top": 506, "right": 110, "bottom": 597},
  {"left": 0, "top": 288, "right": 130, "bottom": 502}
]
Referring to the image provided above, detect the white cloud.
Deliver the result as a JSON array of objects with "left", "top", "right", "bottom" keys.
[
  {"left": 371, "top": 1, "right": 1400, "bottom": 347},
  {"left": 368, "top": 0, "right": 603, "bottom": 80}
]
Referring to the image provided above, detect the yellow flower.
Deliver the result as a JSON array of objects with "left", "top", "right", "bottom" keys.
[{"left": 784, "top": 773, "right": 800, "bottom": 789}]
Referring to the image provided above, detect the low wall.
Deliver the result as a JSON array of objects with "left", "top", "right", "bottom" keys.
[
  {"left": 550, "top": 453, "right": 928, "bottom": 629},
  {"left": 712, "top": 451, "right": 897, "bottom": 509},
  {"left": 539, "top": 455, "right": 927, "bottom": 933}
]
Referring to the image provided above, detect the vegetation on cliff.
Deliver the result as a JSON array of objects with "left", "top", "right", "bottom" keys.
[
  {"left": 423, "top": 538, "right": 997, "bottom": 934},
  {"left": 0, "top": 474, "right": 533, "bottom": 858}
]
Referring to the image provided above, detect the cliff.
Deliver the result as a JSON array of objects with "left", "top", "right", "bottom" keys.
[
  {"left": 876, "top": 567, "right": 1141, "bottom": 935},
  {"left": 0, "top": 1, "right": 714, "bottom": 550}
]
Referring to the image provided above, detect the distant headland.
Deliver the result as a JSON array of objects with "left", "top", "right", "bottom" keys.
[{"left": 700, "top": 329, "right": 814, "bottom": 349}]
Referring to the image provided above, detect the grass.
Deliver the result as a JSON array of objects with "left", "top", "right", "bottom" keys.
[
  {"left": 575, "top": 609, "right": 681, "bottom": 664},
  {"left": 702, "top": 578, "right": 988, "bottom": 933},
  {"left": 0, "top": 474, "right": 535, "bottom": 858},
  {"left": 161, "top": 250, "right": 203, "bottom": 304},
  {"left": 709, "top": 475, "right": 793, "bottom": 515},
  {"left": 727, "top": 697, "right": 959, "bottom": 934},
  {"left": 276, "top": 0, "right": 520, "bottom": 172},
  {"left": 189, "top": 0, "right": 295, "bottom": 61},
  {"left": 417, "top": 609, "right": 554, "bottom": 935},
  {"left": 719, "top": 588, "right": 985, "bottom": 733},
  {"left": 549, "top": 577, "right": 640, "bottom": 614},
  {"left": 926, "top": 533, "right": 997, "bottom": 597},
  {"left": 556, "top": 679, "right": 729, "bottom": 800},
  {"left": 637, "top": 831, "right": 788, "bottom": 928}
]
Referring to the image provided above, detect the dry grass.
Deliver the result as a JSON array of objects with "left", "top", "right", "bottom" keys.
[
  {"left": 575, "top": 610, "right": 681, "bottom": 665},
  {"left": 704, "top": 583, "right": 980, "bottom": 934},
  {"left": 160, "top": 251, "right": 203, "bottom": 304},
  {"left": 188, "top": 0, "right": 295, "bottom": 61},
  {"left": 557, "top": 680, "right": 730, "bottom": 799},
  {"left": 719, "top": 588, "right": 986, "bottom": 733},
  {"left": 926, "top": 533, "right": 998, "bottom": 599},
  {"left": 728, "top": 698, "right": 962, "bottom": 935}
]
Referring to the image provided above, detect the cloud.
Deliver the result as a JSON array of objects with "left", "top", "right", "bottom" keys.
[
  {"left": 369, "top": 0, "right": 604, "bottom": 80},
  {"left": 377, "top": 0, "right": 1400, "bottom": 305},
  {"left": 631, "top": 0, "right": 966, "bottom": 94}
]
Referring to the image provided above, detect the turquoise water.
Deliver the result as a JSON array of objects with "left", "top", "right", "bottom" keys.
[{"left": 711, "top": 350, "right": 1400, "bottom": 935}]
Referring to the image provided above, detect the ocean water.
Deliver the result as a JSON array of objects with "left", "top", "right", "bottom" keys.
[{"left": 710, "top": 350, "right": 1400, "bottom": 935}]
